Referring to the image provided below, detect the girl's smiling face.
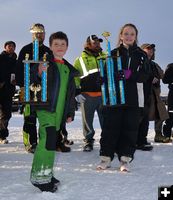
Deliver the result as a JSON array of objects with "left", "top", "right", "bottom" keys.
[
  {"left": 50, "top": 39, "right": 68, "bottom": 60},
  {"left": 120, "top": 26, "right": 137, "bottom": 47}
]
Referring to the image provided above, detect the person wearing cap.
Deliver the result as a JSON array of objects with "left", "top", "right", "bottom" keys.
[
  {"left": 0, "top": 41, "right": 17, "bottom": 144},
  {"left": 136, "top": 43, "right": 169, "bottom": 149},
  {"left": 162, "top": 63, "right": 173, "bottom": 143},
  {"left": 15, "top": 23, "right": 52, "bottom": 153},
  {"left": 73, "top": 35, "right": 106, "bottom": 152}
]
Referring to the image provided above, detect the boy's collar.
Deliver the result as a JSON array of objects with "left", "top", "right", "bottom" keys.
[{"left": 53, "top": 58, "right": 64, "bottom": 64}]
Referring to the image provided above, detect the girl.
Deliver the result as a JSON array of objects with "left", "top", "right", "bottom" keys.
[{"left": 97, "top": 23, "right": 149, "bottom": 172}]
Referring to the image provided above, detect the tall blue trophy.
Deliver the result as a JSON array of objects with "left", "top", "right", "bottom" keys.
[
  {"left": 98, "top": 31, "right": 125, "bottom": 106},
  {"left": 23, "top": 26, "right": 48, "bottom": 105}
]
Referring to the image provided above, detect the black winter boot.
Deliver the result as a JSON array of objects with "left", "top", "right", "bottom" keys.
[{"left": 33, "top": 181, "right": 57, "bottom": 192}]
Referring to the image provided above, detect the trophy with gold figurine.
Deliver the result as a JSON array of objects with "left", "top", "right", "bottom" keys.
[
  {"left": 22, "top": 24, "right": 49, "bottom": 105},
  {"left": 98, "top": 31, "right": 125, "bottom": 106}
]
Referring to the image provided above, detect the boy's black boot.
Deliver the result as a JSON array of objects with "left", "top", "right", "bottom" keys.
[
  {"left": 33, "top": 181, "right": 58, "bottom": 193},
  {"left": 51, "top": 176, "right": 60, "bottom": 185}
]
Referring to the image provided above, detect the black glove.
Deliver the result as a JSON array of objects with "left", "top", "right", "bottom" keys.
[{"left": 115, "top": 70, "right": 125, "bottom": 80}]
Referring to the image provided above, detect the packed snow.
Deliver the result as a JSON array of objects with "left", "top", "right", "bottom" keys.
[{"left": 0, "top": 110, "right": 173, "bottom": 200}]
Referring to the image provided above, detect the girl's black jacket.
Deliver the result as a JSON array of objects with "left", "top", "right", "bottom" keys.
[
  {"left": 31, "top": 55, "right": 79, "bottom": 123},
  {"left": 109, "top": 44, "right": 150, "bottom": 107}
]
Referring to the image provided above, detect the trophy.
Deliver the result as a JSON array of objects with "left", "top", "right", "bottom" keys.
[
  {"left": 30, "top": 84, "right": 41, "bottom": 102},
  {"left": 22, "top": 25, "right": 49, "bottom": 105},
  {"left": 98, "top": 31, "right": 125, "bottom": 106},
  {"left": 41, "top": 54, "right": 48, "bottom": 102}
]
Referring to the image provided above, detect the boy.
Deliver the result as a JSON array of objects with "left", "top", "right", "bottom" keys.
[{"left": 30, "top": 31, "right": 78, "bottom": 192}]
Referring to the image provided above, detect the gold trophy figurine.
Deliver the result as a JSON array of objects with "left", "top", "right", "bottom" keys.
[
  {"left": 30, "top": 83, "right": 41, "bottom": 102},
  {"left": 102, "top": 31, "right": 111, "bottom": 41}
]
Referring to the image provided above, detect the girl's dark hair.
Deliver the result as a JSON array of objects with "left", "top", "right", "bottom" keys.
[
  {"left": 49, "top": 31, "right": 68, "bottom": 46},
  {"left": 117, "top": 23, "right": 138, "bottom": 46}
]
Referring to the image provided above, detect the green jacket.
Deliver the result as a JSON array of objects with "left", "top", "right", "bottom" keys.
[{"left": 74, "top": 50, "right": 106, "bottom": 93}]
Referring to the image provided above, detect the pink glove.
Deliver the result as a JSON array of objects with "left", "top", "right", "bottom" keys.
[{"left": 124, "top": 69, "right": 132, "bottom": 80}]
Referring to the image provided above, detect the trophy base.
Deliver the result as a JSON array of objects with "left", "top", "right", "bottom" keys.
[{"left": 19, "top": 101, "right": 50, "bottom": 106}]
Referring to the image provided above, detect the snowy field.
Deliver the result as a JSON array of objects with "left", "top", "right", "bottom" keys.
[{"left": 0, "top": 111, "right": 173, "bottom": 200}]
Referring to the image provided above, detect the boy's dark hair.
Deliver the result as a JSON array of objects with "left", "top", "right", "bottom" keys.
[{"left": 49, "top": 31, "right": 68, "bottom": 46}]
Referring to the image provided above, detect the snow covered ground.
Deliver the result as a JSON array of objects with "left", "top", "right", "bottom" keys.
[{"left": 0, "top": 111, "right": 173, "bottom": 200}]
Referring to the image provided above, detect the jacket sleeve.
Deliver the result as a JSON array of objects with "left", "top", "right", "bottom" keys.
[
  {"left": 73, "top": 57, "right": 82, "bottom": 89},
  {"left": 66, "top": 78, "right": 76, "bottom": 120},
  {"left": 162, "top": 63, "right": 173, "bottom": 84},
  {"left": 155, "top": 63, "right": 164, "bottom": 79},
  {"left": 16, "top": 48, "right": 26, "bottom": 87}
]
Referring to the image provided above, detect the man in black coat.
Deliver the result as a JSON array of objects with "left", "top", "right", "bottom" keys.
[
  {"left": 16, "top": 23, "right": 52, "bottom": 152},
  {"left": 162, "top": 63, "right": 173, "bottom": 142},
  {"left": 0, "top": 41, "right": 17, "bottom": 144},
  {"left": 136, "top": 43, "right": 154, "bottom": 151}
]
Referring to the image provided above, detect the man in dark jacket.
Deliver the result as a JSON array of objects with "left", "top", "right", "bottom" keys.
[
  {"left": 0, "top": 41, "right": 17, "bottom": 144},
  {"left": 136, "top": 43, "right": 154, "bottom": 151},
  {"left": 136, "top": 43, "right": 168, "bottom": 149},
  {"left": 162, "top": 63, "right": 173, "bottom": 143},
  {"left": 143, "top": 44, "right": 169, "bottom": 143},
  {"left": 16, "top": 23, "right": 52, "bottom": 152}
]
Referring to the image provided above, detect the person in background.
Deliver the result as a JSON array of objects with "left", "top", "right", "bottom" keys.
[
  {"left": 74, "top": 35, "right": 106, "bottom": 152},
  {"left": 142, "top": 44, "right": 168, "bottom": 143},
  {"left": 136, "top": 44, "right": 169, "bottom": 150},
  {"left": 162, "top": 63, "right": 173, "bottom": 143},
  {"left": 0, "top": 41, "right": 17, "bottom": 144},
  {"left": 16, "top": 23, "right": 52, "bottom": 153},
  {"left": 30, "top": 31, "right": 78, "bottom": 192},
  {"left": 97, "top": 23, "right": 149, "bottom": 172},
  {"left": 61, "top": 125, "right": 74, "bottom": 145},
  {"left": 56, "top": 124, "right": 74, "bottom": 150}
]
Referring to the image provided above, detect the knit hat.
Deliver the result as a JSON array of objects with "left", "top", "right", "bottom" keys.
[{"left": 4, "top": 41, "right": 16, "bottom": 48}]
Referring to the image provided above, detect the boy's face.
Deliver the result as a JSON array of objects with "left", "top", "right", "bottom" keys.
[{"left": 50, "top": 39, "right": 68, "bottom": 59}]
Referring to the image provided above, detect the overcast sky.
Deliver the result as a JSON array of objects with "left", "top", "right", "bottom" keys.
[{"left": 0, "top": 0, "right": 172, "bottom": 92}]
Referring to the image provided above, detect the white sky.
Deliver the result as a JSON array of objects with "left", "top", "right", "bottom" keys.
[{"left": 0, "top": 0, "right": 172, "bottom": 92}]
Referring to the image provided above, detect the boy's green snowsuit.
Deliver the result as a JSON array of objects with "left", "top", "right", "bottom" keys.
[{"left": 30, "top": 57, "right": 78, "bottom": 184}]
